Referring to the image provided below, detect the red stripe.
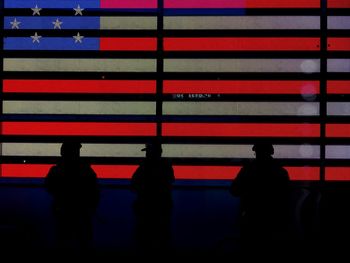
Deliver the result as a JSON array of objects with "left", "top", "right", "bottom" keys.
[
  {"left": 174, "top": 166, "right": 319, "bottom": 180},
  {"left": 163, "top": 123, "right": 320, "bottom": 137},
  {"left": 163, "top": 80, "right": 319, "bottom": 94},
  {"left": 92, "top": 165, "right": 138, "bottom": 178},
  {"left": 287, "top": 167, "right": 320, "bottom": 181},
  {"left": 0, "top": 164, "right": 52, "bottom": 178},
  {"left": 164, "top": 38, "right": 320, "bottom": 51},
  {"left": 326, "top": 167, "right": 350, "bottom": 181},
  {"left": 174, "top": 166, "right": 240, "bottom": 180},
  {"left": 2, "top": 80, "right": 156, "bottom": 94},
  {"left": 0, "top": 164, "right": 138, "bottom": 178},
  {"left": 328, "top": 0, "right": 350, "bottom": 8},
  {"left": 0, "top": 164, "right": 319, "bottom": 181},
  {"left": 328, "top": 38, "right": 350, "bottom": 51},
  {"left": 164, "top": 0, "right": 319, "bottom": 8},
  {"left": 327, "top": 124, "right": 350, "bottom": 138},
  {"left": 327, "top": 80, "right": 350, "bottom": 94},
  {"left": 101, "top": 0, "right": 157, "bottom": 8},
  {"left": 100, "top": 38, "right": 157, "bottom": 51},
  {"left": 1, "top": 122, "right": 156, "bottom": 136}
]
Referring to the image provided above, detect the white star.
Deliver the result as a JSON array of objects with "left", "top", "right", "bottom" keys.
[
  {"left": 52, "top": 18, "right": 63, "bottom": 29},
  {"left": 10, "top": 18, "right": 21, "bottom": 29},
  {"left": 31, "top": 32, "right": 42, "bottom": 43},
  {"left": 31, "top": 4, "right": 42, "bottom": 16},
  {"left": 73, "top": 32, "right": 84, "bottom": 43},
  {"left": 73, "top": 4, "right": 84, "bottom": 16}
]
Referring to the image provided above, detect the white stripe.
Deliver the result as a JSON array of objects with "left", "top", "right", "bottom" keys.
[
  {"left": 164, "top": 16, "right": 320, "bottom": 30},
  {"left": 1, "top": 143, "right": 319, "bottom": 159},
  {"left": 326, "top": 145, "right": 350, "bottom": 159},
  {"left": 2, "top": 143, "right": 145, "bottom": 157},
  {"left": 327, "top": 102, "right": 350, "bottom": 116},
  {"left": 3, "top": 101, "right": 156, "bottom": 115},
  {"left": 328, "top": 16, "right": 350, "bottom": 29},
  {"left": 328, "top": 59, "right": 350, "bottom": 72},
  {"left": 163, "top": 102, "right": 319, "bottom": 116},
  {"left": 3, "top": 58, "right": 156, "bottom": 72},
  {"left": 164, "top": 59, "right": 320, "bottom": 73},
  {"left": 163, "top": 144, "right": 320, "bottom": 159},
  {"left": 100, "top": 16, "right": 157, "bottom": 29}
]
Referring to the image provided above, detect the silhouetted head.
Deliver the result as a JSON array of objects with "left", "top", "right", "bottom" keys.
[
  {"left": 252, "top": 142, "right": 274, "bottom": 160},
  {"left": 142, "top": 141, "right": 162, "bottom": 159},
  {"left": 60, "top": 141, "right": 82, "bottom": 161}
]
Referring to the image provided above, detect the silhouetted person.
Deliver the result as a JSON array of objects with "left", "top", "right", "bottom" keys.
[
  {"left": 131, "top": 141, "right": 175, "bottom": 256},
  {"left": 45, "top": 141, "right": 99, "bottom": 255},
  {"left": 230, "top": 143, "right": 290, "bottom": 251}
]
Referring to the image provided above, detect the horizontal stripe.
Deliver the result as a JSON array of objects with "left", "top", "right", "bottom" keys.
[
  {"left": 328, "top": 59, "right": 350, "bottom": 72},
  {"left": 163, "top": 102, "right": 319, "bottom": 116},
  {"left": 327, "top": 124, "right": 350, "bottom": 138},
  {"left": 1, "top": 122, "right": 156, "bottom": 136},
  {"left": 328, "top": 38, "right": 350, "bottom": 51},
  {"left": 1, "top": 164, "right": 57, "bottom": 178},
  {"left": 326, "top": 146, "right": 350, "bottom": 159},
  {"left": 163, "top": 123, "right": 320, "bottom": 137},
  {"left": 4, "top": 17, "right": 100, "bottom": 30},
  {"left": 328, "top": 0, "right": 350, "bottom": 8},
  {"left": 164, "top": 9, "right": 246, "bottom": 15},
  {"left": 163, "top": 144, "right": 320, "bottom": 159},
  {"left": 164, "top": 0, "right": 319, "bottom": 8},
  {"left": 328, "top": 16, "right": 350, "bottom": 29},
  {"left": 1, "top": 143, "right": 320, "bottom": 159},
  {"left": 0, "top": 164, "right": 319, "bottom": 180},
  {"left": 327, "top": 80, "right": 350, "bottom": 94},
  {"left": 4, "top": 0, "right": 157, "bottom": 9},
  {"left": 4, "top": 0, "right": 100, "bottom": 8},
  {"left": 0, "top": 164, "right": 139, "bottom": 179},
  {"left": 4, "top": 58, "right": 156, "bottom": 72},
  {"left": 163, "top": 80, "right": 319, "bottom": 95},
  {"left": 3, "top": 80, "right": 156, "bottom": 94},
  {"left": 4, "top": 37, "right": 100, "bottom": 51},
  {"left": 327, "top": 103, "right": 350, "bottom": 116},
  {"left": 100, "top": 0, "right": 157, "bottom": 8},
  {"left": 174, "top": 166, "right": 319, "bottom": 181},
  {"left": 3, "top": 101, "right": 156, "bottom": 115},
  {"left": 174, "top": 166, "right": 239, "bottom": 180},
  {"left": 287, "top": 167, "right": 320, "bottom": 181},
  {"left": 164, "top": 59, "right": 320, "bottom": 73},
  {"left": 4, "top": 17, "right": 157, "bottom": 30},
  {"left": 2, "top": 143, "right": 145, "bottom": 157},
  {"left": 100, "top": 38, "right": 157, "bottom": 51},
  {"left": 326, "top": 168, "right": 350, "bottom": 181},
  {"left": 93, "top": 165, "right": 138, "bottom": 179},
  {"left": 4, "top": 37, "right": 157, "bottom": 51},
  {"left": 100, "top": 17, "right": 157, "bottom": 30},
  {"left": 164, "top": 37, "right": 320, "bottom": 51},
  {"left": 164, "top": 16, "right": 320, "bottom": 30}
]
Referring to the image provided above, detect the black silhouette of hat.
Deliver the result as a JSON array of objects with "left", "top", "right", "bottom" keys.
[
  {"left": 252, "top": 142, "right": 274, "bottom": 155},
  {"left": 60, "top": 141, "right": 82, "bottom": 157},
  {"left": 62, "top": 141, "right": 81, "bottom": 149},
  {"left": 141, "top": 142, "right": 162, "bottom": 152}
]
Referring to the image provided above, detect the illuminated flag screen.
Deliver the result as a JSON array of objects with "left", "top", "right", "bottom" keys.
[{"left": 1, "top": 0, "right": 349, "bottom": 181}]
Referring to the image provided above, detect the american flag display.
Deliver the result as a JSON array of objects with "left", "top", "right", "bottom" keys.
[{"left": 1, "top": 0, "right": 349, "bottom": 181}]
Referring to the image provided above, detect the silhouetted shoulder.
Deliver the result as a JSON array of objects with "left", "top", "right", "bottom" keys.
[
  {"left": 161, "top": 159, "right": 175, "bottom": 180},
  {"left": 45, "top": 165, "right": 59, "bottom": 193},
  {"left": 229, "top": 159, "right": 255, "bottom": 197},
  {"left": 79, "top": 160, "right": 98, "bottom": 179}
]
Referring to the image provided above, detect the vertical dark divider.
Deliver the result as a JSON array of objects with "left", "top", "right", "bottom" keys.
[
  {"left": 320, "top": 0, "right": 328, "bottom": 182},
  {"left": 0, "top": 0, "right": 4, "bottom": 177},
  {"left": 156, "top": 0, "right": 164, "bottom": 139}
]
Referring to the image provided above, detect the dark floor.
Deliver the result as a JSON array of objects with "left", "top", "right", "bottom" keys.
[{"left": 1, "top": 180, "right": 349, "bottom": 260}]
